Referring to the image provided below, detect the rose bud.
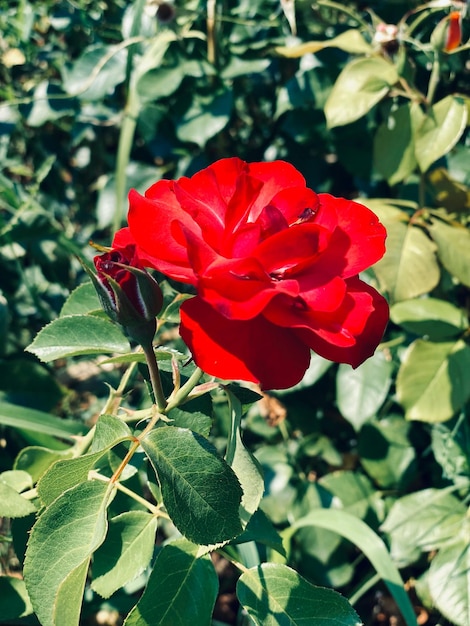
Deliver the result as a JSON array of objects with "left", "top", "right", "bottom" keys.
[{"left": 93, "top": 244, "right": 163, "bottom": 346}]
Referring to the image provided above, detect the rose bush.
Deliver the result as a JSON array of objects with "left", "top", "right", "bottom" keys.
[{"left": 113, "top": 158, "right": 389, "bottom": 389}]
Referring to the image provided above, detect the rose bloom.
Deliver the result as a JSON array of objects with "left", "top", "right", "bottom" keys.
[{"left": 114, "top": 158, "right": 388, "bottom": 390}]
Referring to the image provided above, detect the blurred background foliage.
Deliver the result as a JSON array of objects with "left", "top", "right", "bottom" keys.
[{"left": 1, "top": 0, "right": 470, "bottom": 624}]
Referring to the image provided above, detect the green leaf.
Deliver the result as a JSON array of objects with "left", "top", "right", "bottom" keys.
[
  {"left": 373, "top": 221, "right": 439, "bottom": 302},
  {"left": 61, "top": 43, "right": 126, "bottom": 100},
  {"left": 431, "top": 420, "right": 470, "bottom": 484},
  {"left": 390, "top": 297, "right": 467, "bottom": 339},
  {"left": 282, "top": 510, "right": 417, "bottom": 626},
  {"left": 374, "top": 103, "right": 418, "bottom": 185},
  {"left": 60, "top": 282, "right": 101, "bottom": 316},
  {"left": 237, "top": 563, "right": 361, "bottom": 626},
  {"left": 92, "top": 511, "right": 158, "bottom": 598},
  {"left": 0, "top": 483, "right": 36, "bottom": 517},
  {"left": 166, "top": 407, "right": 212, "bottom": 438},
  {"left": 24, "top": 480, "right": 113, "bottom": 626},
  {"left": 14, "top": 446, "right": 74, "bottom": 484},
  {"left": 275, "top": 29, "right": 373, "bottom": 57},
  {"left": 124, "top": 538, "right": 218, "bottom": 626},
  {"left": 358, "top": 417, "right": 416, "bottom": 489},
  {"left": 414, "top": 96, "right": 468, "bottom": 172},
  {"left": 225, "top": 390, "right": 264, "bottom": 528},
  {"left": 382, "top": 488, "right": 467, "bottom": 567},
  {"left": 0, "top": 400, "right": 83, "bottom": 440},
  {"left": 38, "top": 433, "right": 129, "bottom": 506},
  {"left": 175, "top": 88, "right": 233, "bottom": 147},
  {"left": 26, "top": 315, "right": 130, "bottom": 362},
  {"left": 325, "top": 57, "right": 399, "bottom": 128},
  {"left": 141, "top": 426, "right": 243, "bottom": 545},
  {"left": 0, "top": 576, "right": 33, "bottom": 620},
  {"left": 90, "top": 414, "right": 132, "bottom": 453},
  {"left": 428, "top": 540, "right": 470, "bottom": 626},
  {"left": 397, "top": 339, "right": 470, "bottom": 422},
  {"left": 427, "top": 217, "right": 470, "bottom": 287},
  {"left": 336, "top": 351, "right": 393, "bottom": 430},
  {"left": 0, "top": 469, "right": 33, "bottom": 492}
]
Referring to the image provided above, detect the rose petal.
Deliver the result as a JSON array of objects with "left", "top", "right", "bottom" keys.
[
  {"left": 127, "top": 186, "right": 197, "bottom": 283},
  {"left": 318, "top": 194, "right": 387, "bottom": 277},
  {"left": 180, "top": 297, "right": 311, "bottom": 390},
  {"left": 291, "top": 279, "right": 389, "bottom": 367}
]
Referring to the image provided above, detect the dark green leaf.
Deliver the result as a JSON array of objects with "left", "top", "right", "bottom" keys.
[
  {"left": 0, "top": 576, "right": 33, "bottom": 620},
  {"left": 141, "top": 426, "right": 243, "bottom": 545},
  {"left": 124, "top": 538, "right": 218, "bottom": 626},
  {"left": 92, "top": 511, "right": 158, "bottom": 598},
  {"left": 24, "top": 480, "right": 113, "bottom": 626}
]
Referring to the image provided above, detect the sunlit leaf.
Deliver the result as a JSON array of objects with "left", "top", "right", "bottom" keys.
[
  {"left": 237, "top": 563, "right": 361, "bottom": 626},
  {"left": 325, "top": 57, "right": 398, "bottom": 128},
  {"left": 414, "top": 96, "right": 468, "bottom": 172},
  {"left": 336, "top": 351, "right": 393, "bottom": 430},
  {"left": 26, "top": 315, "right": 130, "bottom": 362},
  {"left": 427, "top": 217, "right": 470, "bottom": 287},
  {"left": 397, "top": 339, "right": 470, "bottom": 422}
]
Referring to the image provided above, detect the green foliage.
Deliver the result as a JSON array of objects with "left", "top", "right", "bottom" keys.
[{"left": 1, "top": 0, "right": 470, "bottom": 624}]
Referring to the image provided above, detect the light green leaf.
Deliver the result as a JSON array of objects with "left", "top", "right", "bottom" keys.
[
  {"left": 0, "top": 483, "right": 36, "bottom": 517},
  {"left": 0, "top": 469, "right": 33, "bottom": 492},
  {"left": 397, "top": 339, "right": 470, "bottom": 422},
  {"left": 428, "top": 540, "right": 470, "bottom": 626},
  {"left": 26, "top": 315, "right": 130, "bottom": 362},
  {"left": 90, "top": 414, "right": 132, "bottom": 453},
  {"left": 166, "top": 407, "right": 212, "bottom": 438},
  {"left": 176, "top": 89, "right": 233, "bottom": 147},
  {"left": 38, "top": 431, "right": 130, "bottom": 506},
  {"left": 374, "top": 103, "right": 418, "bottom": 185},
  {"left": 14, "top": 446, "right": 74, "bottom": 484},
  {"left": 275, "top": 29, "right": 373, "bottom": 57},
  {"left": 60, "top": 282, "right": 101, "bottom": 317},
  {"left": 390, "top": 297, "right": 467, "bottom": 339},
  {"left": 0, "top": 400, "right": 83, "bottom": 440},
  {"left": 0, "top": 576, "right": 33, "bottom": 620},
  {"left": 225, "top": 390, "right": 264, "bottom": 528},
  {"left": 62, "top": 43, "right": 126, "bottom": 100},
  {"left": 237, "top": 563, "right": 361, "bottom": 626},
  {"left": 282, "top": 510, "right": 417, "bottom": 626},
  {"left": 381, "top": 488, "right": 466, "bottom": 567},
  {"left": 336, "top": 351, "right": 393, "bottom": 430},
  {"left": 141, "top": 426, "right": 243, "bottom": 545},
  {"left": 427, "top": 217, "right": 470, "bottom": 287},
  {"left": 431, "top": 421, "right": 470, "bottom": 484},
  {"left": 124, "top": 538, "right": 218, "bottom": 626},
  {"left": 325, "top": 57, "right": 399, "bottom": 128},
  {"left": 373, "top": 221, "right": 439, "bottom": 302},
  {"left": 24, "top": 480, "right": 113, "bottom": 626},
  {"left": 415, "top": 96, "right": 468, "bottom": 172},
  {"left": 92, "top": 511, "right": 158, "bottom": 598}
]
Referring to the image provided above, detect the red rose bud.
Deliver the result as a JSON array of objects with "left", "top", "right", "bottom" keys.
[
  {"left": 93, "top": 245, "right": 163, "bottom": 345},
  {"left": 445, "top": 11, "right": 462, "bottom": 52}
]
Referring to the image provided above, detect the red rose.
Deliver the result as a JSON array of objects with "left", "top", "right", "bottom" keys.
[
  {"left": 114, "top": 158, "right": 388, "bottom": 389},
  {"left": 94, "top": 244, "right": 163, "bottom": 345}
]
